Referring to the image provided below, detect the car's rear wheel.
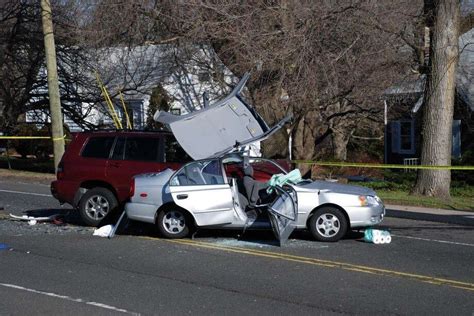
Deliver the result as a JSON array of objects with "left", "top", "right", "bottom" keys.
[
  {"left": 78, "top": 187, "right": 118, "bottom": 227},
  {"left": 156, "top": 206, "right": 191, "bottom": 239},
  {"left": 309, "top": 207, "right": 348, "bottom": 242}
]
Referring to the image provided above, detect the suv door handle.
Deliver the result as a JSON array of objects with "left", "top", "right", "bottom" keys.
[
  {"left": 177, "top": 194, "right": 188, "bottom": 200},
  {"left": 109, "top": 162, "right": 121, "bottom": 168}
]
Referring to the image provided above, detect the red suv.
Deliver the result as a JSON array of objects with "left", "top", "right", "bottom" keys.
[{"left": 51, "top": 130, "right": 189, "bottom": 226}]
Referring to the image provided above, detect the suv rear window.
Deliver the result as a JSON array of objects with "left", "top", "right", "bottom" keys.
[
  {"left": 124, "top": 137, "right": 161, "bottom": 162},
  {"left": 82, "top": 137, "right": 115, "bottom": 159},
  {"left": 165, "top": 135, "right": 191, "bottom": 163}
]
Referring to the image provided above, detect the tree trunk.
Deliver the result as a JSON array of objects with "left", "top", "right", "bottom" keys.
[
  {"left": 41, "top": 0, "right": 65, "bottom": 172},
  {"left": 413, "top": 0, "right": 460, "bottom": 198},
  {"left": 293, "top": 112, "right": 317, "bottom": 178},
  {"left": 331, "top": 128, "right": 352, "bottom": 161}
]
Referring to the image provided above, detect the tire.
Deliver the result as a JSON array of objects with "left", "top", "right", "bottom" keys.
[
  {"left": 78, "top": 187, "right": 118, "bottom": 227},
  {"left": 308, "top": 207, "right": 348, "bottom": 242},
  {"left": 156, "top": 206, "right": 192, "bottom": 239}
]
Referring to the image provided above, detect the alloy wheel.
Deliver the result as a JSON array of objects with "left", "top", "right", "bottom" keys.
[
  {"left": 162, "top": 210, "right": 186, "bottom": 234},
  {"left": 316, "top": 213, "right": 341, "bottom": 238},
  {"left": 85, "top": 195, "right": 110, "bottom": 220}
]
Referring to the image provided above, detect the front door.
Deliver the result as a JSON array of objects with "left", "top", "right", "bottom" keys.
[
  {"left": 168, "top": 159, "right": 236, "bottom": 227},
  {"left": 268, "top": 185, "right": 298, "bottom": 244}
]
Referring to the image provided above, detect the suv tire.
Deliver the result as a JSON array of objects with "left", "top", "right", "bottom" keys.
[{"left": 79, "top": 187, "right": 118, "bottom": 226}]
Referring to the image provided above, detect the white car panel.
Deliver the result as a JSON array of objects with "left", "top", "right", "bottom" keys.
[
  {"left": 125, "top": 202, "right": 158, "bottom": 224},
  {"left": 155, "top": 73, "right": 291, "bottom": 160},
  {"left": 169, "top": 184, "right": 236, "bottom": 226}
]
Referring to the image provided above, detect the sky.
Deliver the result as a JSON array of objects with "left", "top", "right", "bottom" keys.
[{"left": 462, "top": 0, "right": 474, "bottom": 14}]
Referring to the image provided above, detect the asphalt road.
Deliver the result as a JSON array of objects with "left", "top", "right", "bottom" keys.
[{"left": 0, "top": 178, "right": 473, "bottom": 315}]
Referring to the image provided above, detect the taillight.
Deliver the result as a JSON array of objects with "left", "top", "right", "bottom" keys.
[
  {"left": 57, "top": 161, "right": 64, "bottom": 180},
  {"left": 129, "top": 177, "right": 135, "bottom": 198}
]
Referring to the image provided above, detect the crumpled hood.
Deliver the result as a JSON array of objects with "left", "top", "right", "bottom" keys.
[{"left": 300, "top": 180, "right": 376, "bottom": 196}]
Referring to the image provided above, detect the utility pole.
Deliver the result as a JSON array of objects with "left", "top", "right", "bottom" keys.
[{"left": 40, "top": 0, "right": 64, "bottom": 172}]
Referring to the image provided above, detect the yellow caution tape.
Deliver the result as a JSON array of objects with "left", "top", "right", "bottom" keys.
[
  {"left": 292, "top": 160, "right": 474, "bottom": 171},
  {"left": 0, "top": 135, "right": 67, "bottom": 142}
]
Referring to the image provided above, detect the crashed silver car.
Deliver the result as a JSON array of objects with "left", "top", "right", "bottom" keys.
[{"left": 125, "top": 74, "right": 385, "bottom": 243}]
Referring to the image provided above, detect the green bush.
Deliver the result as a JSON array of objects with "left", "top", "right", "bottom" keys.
[
  {"left": 11, "top": 124, "right": 38, "bottom": 158},
  {"left": 10, "top": 123, "right": 71, "bottom": 161}
]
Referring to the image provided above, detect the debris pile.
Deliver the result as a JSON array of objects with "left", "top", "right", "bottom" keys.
[{"left": 364, "top": 228, "right": 392, "bottom": 244}]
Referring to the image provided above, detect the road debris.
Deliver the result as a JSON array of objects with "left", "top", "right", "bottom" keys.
[
  {"left": 93, "top": 225, "right": 113, "bottom": 237},
  {"left": 0, "top": 243, "right": 10, "bottom": 250},
  {"left": 364, "top": 228, "right": 392, "bottom": 244},
  {"left": 9, "top": 213, "right": 59, "bottom": 223}
]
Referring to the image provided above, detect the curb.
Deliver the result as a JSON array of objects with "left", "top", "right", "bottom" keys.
[{"left": 385, "top": 207, "right": 474, "bottom": 226}]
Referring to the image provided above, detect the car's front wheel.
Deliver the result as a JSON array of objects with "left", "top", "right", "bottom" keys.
[
  {"left": 309, "top": 207, "right": 348, "bottom": 242},
  {"left": 78, "top": 187, "right": 118, "bottom": 227},
  {"left": 156, "top": 206, "right": 192, "bottom": 239}
]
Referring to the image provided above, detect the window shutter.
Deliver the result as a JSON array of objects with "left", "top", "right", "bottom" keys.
[
  {"left": 391, "top": 121, "right": 400, "bottom": 153},
  {"left": 407, "top": 120, "right": 415, "bottom": 155},
  {"left": 452, "top": 120, "right": 461, "bottom": 158}
]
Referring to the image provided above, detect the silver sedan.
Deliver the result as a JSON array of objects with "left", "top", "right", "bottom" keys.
[
  {"left": 125, "top": 73, "right": 384, "bottom": 244},
  {"left": 125, "top": 155, "right": 385, "bottom": 244}
]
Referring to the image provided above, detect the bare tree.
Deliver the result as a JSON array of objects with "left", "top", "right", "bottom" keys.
[
  {"left": 0, "top": 1, "right": 105, "bottom": 131},
  {"left": 0, "top": 1, "right": 44, "bottom": 132},
  {"left": 151, "top": 1, "right": 419, "bottom": 174},
  {"left": 0, "top": 0, "right": 178, "bottom": 132}
]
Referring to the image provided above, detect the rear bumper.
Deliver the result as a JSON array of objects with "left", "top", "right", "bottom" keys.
[
  {"left": 125, "top": 202, "right": 157, "bottom": 224},
  {"left": 51, "top": 180, "right": 78, "bottom": 205}
]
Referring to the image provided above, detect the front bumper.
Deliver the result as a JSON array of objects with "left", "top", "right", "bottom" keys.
[{"left": 346, "top": 204, "right": 385, "bottom": 228}]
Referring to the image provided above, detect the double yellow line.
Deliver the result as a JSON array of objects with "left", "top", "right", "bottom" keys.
[
  {"left": 293, "top": 160, "right": 474, "bottom": 171},
  {"left": 142, "top": 237, "right": 474, "bottom": 292}
]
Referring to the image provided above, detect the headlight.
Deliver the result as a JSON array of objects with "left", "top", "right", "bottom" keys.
[{"left": 359, "top": 195, "right": 380, "bottom": 206}]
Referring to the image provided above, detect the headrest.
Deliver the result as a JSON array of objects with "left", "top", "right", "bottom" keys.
[{"left": 244, "top": 164, "right": 254, "bottom": 177}]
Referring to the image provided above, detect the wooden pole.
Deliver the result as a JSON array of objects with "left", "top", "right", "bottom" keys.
[{"left": 40, "top": 0, "right": 65, "bottom": 172}]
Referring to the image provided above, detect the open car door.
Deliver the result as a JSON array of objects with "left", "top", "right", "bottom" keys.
[
  {"left": 267, "top": 185, "right": 298, "bottom": 245},
  {"left": 168, "top": 159, "right": 236, "bottom": 227}
]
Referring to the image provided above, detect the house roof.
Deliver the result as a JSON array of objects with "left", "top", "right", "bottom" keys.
[
  {"left": 385, "top": 27, "right": 474, "bottom": 112},
  {"left": 92, "top": 44, "right": 236, "bottom": 114}
]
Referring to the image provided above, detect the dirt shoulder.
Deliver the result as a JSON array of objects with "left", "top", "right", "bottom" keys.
[{"left": 0, "top": 168, "right": 55, "bottom": 185}]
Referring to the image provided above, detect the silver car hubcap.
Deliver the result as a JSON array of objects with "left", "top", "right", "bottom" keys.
[
  {"left": 85, "top": 195, "right": 110, "bottom": 220},
  {"left": 316, "top": 213, "right": 340, "bottom": 237},
  {"left": 163, "top": 211, "right": 186, "bottom": 234}
]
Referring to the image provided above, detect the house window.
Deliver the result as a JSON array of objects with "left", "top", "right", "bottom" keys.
[
  {"left": 198, "top": 72, "right": 210, "bottom": 82},
  {"left": 400, "top": 121, "right": 414, "bottom": 152},
  {"left": 126, "top": 100, "right": 144, "bottom": 130},
  {"left": 170, "top": 108, "right": 181, "bottom": 115},
  {"left": 391, "top": 120, "right": 415, "bottom": 155},
  {"left": 452, "top": 120, "right": 461, "bottom": 158}
]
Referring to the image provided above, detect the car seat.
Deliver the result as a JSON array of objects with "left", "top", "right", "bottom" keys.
[{"left": 243, "top": 164, "right": 259, "bottom": 207}]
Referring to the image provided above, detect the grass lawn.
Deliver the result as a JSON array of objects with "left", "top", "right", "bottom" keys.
[{"left": 375, "top": 190, "right": 474, "bottom": 212}]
